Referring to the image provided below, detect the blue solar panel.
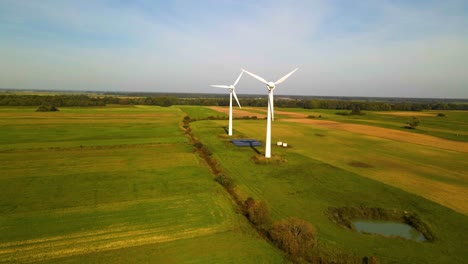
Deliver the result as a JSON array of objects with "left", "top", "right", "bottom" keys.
[{"left": 231, "top": 139, "right": 262, "bottom": 147}]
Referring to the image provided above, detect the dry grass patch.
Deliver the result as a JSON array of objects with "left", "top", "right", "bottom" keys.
[
  {"left": 284, "top": 118, "right": 468, "bottom": 153},
  {"left": 0, "top": 225, "right": 224, "bottom": 263},
  {"left": 207, "top": 106, "right": 267, "bottom": 118},
  {"left": 244, "top": 107, "right": 312, "bottom": 118}
]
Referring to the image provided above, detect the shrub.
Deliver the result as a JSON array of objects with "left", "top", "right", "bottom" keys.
[
  {"left": 363, "top": 256, "right": 380, "bottom": 264},
  {"left": 270, "top": 218, "right": 317, "bottom": 260},
  {"left": 403, "top": 214, "right": 434, "bottom": 241},
  {"left": 215, "top": 175, "right": 235, "bottom": 189},
  {"left": 350, "top": 104, "right": 363, "bottom": 115},
  {"left": 201, "top": 146, "right": 212, "bottom": 156},
  {"left": 243, "top": 197, "right": 270, "bottom": 225},
  {"left": 437, "top": 113, "right": 446, "bottom": 117},
  {"left": 406, "top": 116, "right": 420, "bottom": 129},
  {"left": 335, "top": 112, "right": 350, "bottom": 116},
  {"left": 36, "top": 104, "right": 59, "bottom": 112}
]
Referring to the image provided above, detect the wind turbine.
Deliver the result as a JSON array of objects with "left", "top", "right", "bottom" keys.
[
  {"left": 242, "top": 68, "right": 298, "bottom": 158},
  {"left": 211, "top": 71, "right": 243, "bottom": 136}
]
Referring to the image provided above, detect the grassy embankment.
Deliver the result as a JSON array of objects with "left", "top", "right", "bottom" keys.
[
  {"left": 188, "top": 106, "right": 468, "bottom": 263},
  {"left": 0, "top": 106, "right": 284, "bottom": 263}
]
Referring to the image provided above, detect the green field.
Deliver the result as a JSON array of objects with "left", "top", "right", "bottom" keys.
[
  {"left": 0, "top": 106, "right": 283, "bottom": 263},
  {"left": 1, "top": 105, "right": 467, "bottom": 263},
  {"left": 189, "top": 107, "right": 468, "bottom": 263}
]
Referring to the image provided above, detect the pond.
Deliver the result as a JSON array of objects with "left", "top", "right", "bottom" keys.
[{"left": 353, "top": 220, "right": 426, "bottom": 242}]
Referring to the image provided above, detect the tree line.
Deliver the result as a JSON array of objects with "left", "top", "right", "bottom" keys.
[{"left": 1, "top": 94, "right": 467, "bottom": 111}]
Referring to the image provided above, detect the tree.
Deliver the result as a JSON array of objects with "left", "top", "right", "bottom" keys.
[
  {"left": 406, "top": 116, "right": 420, "bottom": 129},
  {"left": 270, "top": 218, "right": 317, "bottom": 260},
  {"left": 350, "top": 104, "right": 362, "bottom": 115}
]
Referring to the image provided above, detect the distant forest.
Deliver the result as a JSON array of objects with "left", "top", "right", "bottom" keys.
[{"left": 1, "top": 93, "right": 467, "bottom": 111}]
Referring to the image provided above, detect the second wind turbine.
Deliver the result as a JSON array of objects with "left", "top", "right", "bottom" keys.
[
  {"left": 242, "top": 68, "right": 298, "bottom": 158},
  {"left": 211, "top": 71, "right": 243, "bottom": 136}
]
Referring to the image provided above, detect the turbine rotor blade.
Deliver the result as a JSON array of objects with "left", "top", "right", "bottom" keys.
[
  {"left": 211, "top": 85, "right": 231, "bottom": 89},
  {"left": 274, "top": 68, "right": 299, "bottom": 85},
  {"left": 232, "top": 71, "right": 243, "bottom": 87},
  {"left": 233, "top": 90, "right": 241, "bottom": 109},
  {"left": 242, "top": 69, "right": 269, "bottom": 85}
]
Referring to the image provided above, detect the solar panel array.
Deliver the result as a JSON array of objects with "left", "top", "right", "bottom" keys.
[{"left": 231, "top": 139, "right": 262, "bottom": 147}]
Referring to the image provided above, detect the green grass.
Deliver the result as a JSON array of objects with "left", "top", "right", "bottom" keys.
[
  {"left": 0, "top": 106, "right": 284, "bottom": 263},
  {"left": 3, "top": 105, "right": 466, "bottom": 263},
  {"left": 0, "top": 106, "right": 186, "bottom": 150},
  {"left": 178, "top": 105, "right": 228, "bottom": 120},
  {"left": 47, "top": 231, "right": 283, "bottom": 264},
  {"left": 190, "top": 113, "right": 468, "bottom": 263}
]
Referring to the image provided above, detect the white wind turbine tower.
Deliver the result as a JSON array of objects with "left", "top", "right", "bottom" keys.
[
  {"left": 242, "top": 68, "right": 298, "bottom": 158},
  {"left": 211, "top": 71, "right": 243, "bottom": 136}
]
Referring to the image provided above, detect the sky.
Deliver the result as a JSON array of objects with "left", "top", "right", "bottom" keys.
[{"left": 0, "top": 0, "right": 467, "bottom": 98}]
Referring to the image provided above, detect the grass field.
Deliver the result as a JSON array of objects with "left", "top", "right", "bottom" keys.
[
  {"left": 1, "top": 105, "right": 467, "bottom": 263},
  {"left": 262, "top": 107, "right": 468, "bottom": 142},
  {"left": 190, "top": 106, "right": 468, "bottom": 263},
  {"left": 0, "top": 106, "right": 284, "bottom": 263}
]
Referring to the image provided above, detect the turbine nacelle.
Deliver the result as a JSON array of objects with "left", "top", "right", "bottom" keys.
[{"left": 267, "top": 82, "right": 275, "bottom": 90}]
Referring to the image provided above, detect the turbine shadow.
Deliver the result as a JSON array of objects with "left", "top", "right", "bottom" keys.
[{"left": 250, "top": 143, "right": 261, "bottom": 154}]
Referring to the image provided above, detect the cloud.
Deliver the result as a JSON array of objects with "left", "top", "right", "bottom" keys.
[{"left": 0, "top": 0, "right": 467, "bottom": 98}]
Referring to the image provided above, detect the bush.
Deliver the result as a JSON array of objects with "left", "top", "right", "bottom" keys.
[
  {"left": 363, "top": 256, "right": 380, "bottom": 264},
  {"left": 437, "top": 113, "right": 446, "bottom": 117},
  {"left": 350, "top": 104, "right": 364, "bottom": 115},
  {"left": 403, "top": 214, "right": 434, "bottom": 241},
  {"left": 270, "top": 218, "right": 317, "bottom": 260},
  {"left": 243, "top": 197, "right": 270, "bottom": 225},
  {"left": 36, "top": 104, "right": 59, "bottom": 112},
  {"left": 201, "top": 146, "right": 212, "bottom": 156},
  {"left": 215, "top": 175, "right": 235, "bottom": 189},
  {"left": 406, "top": 116, "right": 420, "bottom": 129},
  {"left": 335, "top": 112, "right": 350, "bottom": 116}
]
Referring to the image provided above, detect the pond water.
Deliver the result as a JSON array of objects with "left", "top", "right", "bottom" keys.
[{"left": 353, "top": 220, "right": 426, "bottom": 242}]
